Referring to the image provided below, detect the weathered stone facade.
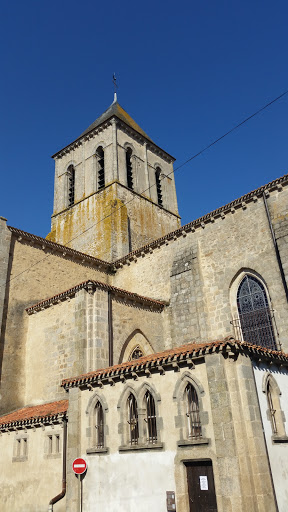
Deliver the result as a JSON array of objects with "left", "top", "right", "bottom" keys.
[{"left": 0, "top": 99, "right": 288, "bottom": 511}]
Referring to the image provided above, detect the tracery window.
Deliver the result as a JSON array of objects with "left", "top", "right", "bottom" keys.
[
  {"left": 96, "top": 146, "right": 105, "bottom": 190},
  {"left": 126, "top": 147, "right": 133, "bottom": 190},
  {"left": 185, "top": 383, "right": 201, "bottom": 439},
  {"left": 93, "top": 401, "right": 104, "bottom": 448},
  {"left": 128, "top": 346, "right": 144, "bottom": 361},
  {"left": 67, "top": 165, "right": 75, "bottom": 206},
  {"left": 237, "top": 275, "right": 277, "bottom": 350},
  {"left": 144, "top": 391, "right": 157, "bottom": 444},
  {"left": 127, "top": 394, "right": 139, "bottom": 445},
  {"left": 155, "top": 167, "right": 163, "bottom": 206}
]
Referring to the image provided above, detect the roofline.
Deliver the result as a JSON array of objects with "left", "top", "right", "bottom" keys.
[
  {"left": 51, "top": 114, "right": 175, "bottom": 162},
  {"left": 114, "top": 172, "right": 288, "bottom": 266},
  {"left": 62, "top": 339, "right": 288, "bottom": 389},
  {"left": 8, "top": 226, "right": 114, "bottom": 273},
  {"left": 0, "top": 400, "right": 68, "bottom": 431},
  {"left": 25, "top": 279, "right": 168, "bottom": 315}
]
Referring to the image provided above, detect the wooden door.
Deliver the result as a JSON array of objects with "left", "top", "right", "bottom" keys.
[{"left": 185, "top": 460, "right": 217, "bottom": 512}]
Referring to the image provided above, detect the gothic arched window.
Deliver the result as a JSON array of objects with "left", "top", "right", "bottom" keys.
[
  {"left": 127, "top": 394, "right": 138, "bottom": 445},
  {"left": 67, "top": 165, "right": 75, "bottom": 206},
  {"left": 155, "top": 167, "right": 163, "bottom": 206},
  {"left": 144, "top": 391, "right": 157, "bottom": 444},
  {"left": 126, "top": 148, "right": 133, "bottom": 190},
  {"left": 185, "top": 383, "right": 201, "bottom": 439},
  {"left": 237, "top": 275, "right": 277, "bottom": 350},
  {"left": 93, "top": 401, "right": 104, "bottom": 448},
  {"left": 96, "top": 146, "right": 105, "bottom": 190},
  {"left": 267, "top": 381, "right": 277, "bottom": 434}
]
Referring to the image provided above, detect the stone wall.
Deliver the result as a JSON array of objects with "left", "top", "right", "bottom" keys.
[{"left": 0, "top": 236, "right": 109, "bottom": 415}]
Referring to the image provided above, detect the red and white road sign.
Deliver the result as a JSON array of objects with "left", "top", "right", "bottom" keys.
[{"left": 72, "top": 458, "right": 87, "bottom": 475}]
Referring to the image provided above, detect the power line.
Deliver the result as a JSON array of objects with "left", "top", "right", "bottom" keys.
[{"left": 2, "top": 89, "right": 288, "bottom": 290}]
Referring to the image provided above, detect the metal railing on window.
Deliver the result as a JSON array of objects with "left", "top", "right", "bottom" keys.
[
  {"left": 231, "top": 307, "right": 278, "bottom": 350},
  {"left": 127, "top": 394, "right": 139, "bottom": 445},
  {"left": 144, "top": 391, "right": 157, "bottom": 444},
  {"left": 94, "top": 401, "right": 104, "bottom": 448},
  {"left": 185, "top": 384, "right": 202, "bottom": 439}
]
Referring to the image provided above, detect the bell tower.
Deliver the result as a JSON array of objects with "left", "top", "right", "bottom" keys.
[{"left": 47, "top": 97, "right": 180, "bottom": 261}]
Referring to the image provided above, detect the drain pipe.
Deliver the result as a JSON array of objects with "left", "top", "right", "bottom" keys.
[{"left": 48, "top": 416, "right": 67, "bottom": 512}]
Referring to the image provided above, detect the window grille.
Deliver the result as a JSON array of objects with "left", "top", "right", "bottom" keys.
[
  {"left": 94, "top": 401, "right": 104, "bottom": 448},
  {"left": 155, "top": 167, "right": 163, "bottom": 206},
  {"left": 236, "top": 275, "right": 277, "bottom": 350},
  {"left": 267, "top": 381, "right": 277, "bottom": 434},
  {"left": 185, "top": 383, "right": 201, "bottom": 438},
  {"left": 96, "top": 147, "right": 105, "bottom": 190},
  {"left": 126, "top": 148, "right": 133, "bottom": 190},
  {"left": 144, "top": 391, "right": 157, "bottom": 444},
  {"left": 67, "top": 165, "right": 75, "bottom": 206},
  {"left": 127, "top": 394, "right": 139, "bottom": 445},
  {"left": 129, "top": 346, "right": 144, "bottom": 361}
]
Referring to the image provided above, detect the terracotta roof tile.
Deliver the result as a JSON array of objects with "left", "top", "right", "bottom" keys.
[
  {"left": 62, "top": 339, "right": 288, "bottom": 389},
  {"left": 0, "top": 400, "right": 68, "bottom": 428}
]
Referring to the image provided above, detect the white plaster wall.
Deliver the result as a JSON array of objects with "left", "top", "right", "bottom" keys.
[
  {"left": 253, "top": 363, "right": 288, "bottom": 512},
  {"left": 83, "top": 451, "right": 176, "bottom": 512}
]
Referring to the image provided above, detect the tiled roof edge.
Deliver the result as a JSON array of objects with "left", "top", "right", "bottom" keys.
[
  {"left": 114, "top": 173, "right": 288, "bottom": 266},
  {"left": 51, "top": 116, "right": 175, "bottom": 162},
  {"left": 26, "top": 279, "right": 168, "bottom": 315},
  {"left": 0, "top": 400, "right": 68, "bottom": 430},
  {"left": 62, "top": 339, "right": 288, "bottom": 389},
  {"left": 8, "top": 226, "right": 113, "bottom": 272}
]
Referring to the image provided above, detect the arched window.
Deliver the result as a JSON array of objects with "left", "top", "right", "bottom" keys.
[
  {"left": 237, "top": 275, "right": 277, "bottom": 350},
  {"left": 126, "top": 148, "right": 133, "bottom": 190},
  {"left": 155, "top": 167, "right": 163, "bottom": 206},
  {"left": 67, "top": 165, "right": 75, "bottom": 206},
  {"left": 93, "top": 401, "right": 104, "bottom": 448},
  {"left": 267, "top": 381, "right": 277, "bottom": 434},
  {"left": 144, "top": 391, "right": 157, "bottom": 444},
  {"left": 185, "top": 383, "right": 201, "bottom": 439},
  {"left": 96, "top": 146, "right": 105, "bottom": 190},
  {"left": 128, "top": 346, "right": 144, "bottom": 361},
  {"left": 127, "top": 394, "right": 138, "bottom": 445}
]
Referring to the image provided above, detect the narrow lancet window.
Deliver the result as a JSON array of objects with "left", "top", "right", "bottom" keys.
[
  {"left": 126, "top": 148, "right": 133, "bottom": 190},
  {"left": 237, "top": 275, "right": 277, "bottom": 350},
  {"left": 94, "top": 401, "right": 104, "bottom": 448},
  {"left": 185, "top": 383, "right": 201, "bottom": 438},
  {"left": 144, "top": 391, "right": 157, "bottom": 444},
  {"left": 127, "top": 394, "right": 138, "bottom": 445},
  {"left": 67, "top": 165, "right": 75, "bottom": 206},
  {"left": 155, "top": 167, "right": 163, "bottom": 206},
  {"left": 267, "top": 381, "right": 277, "bottom": 434},
  {"left": 97, "top": 146, "right": 105, "bottom": 190}
]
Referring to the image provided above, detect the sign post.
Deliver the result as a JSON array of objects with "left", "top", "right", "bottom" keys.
[{"left": 73, "top": 458, "right": 87, "bottom": 512}]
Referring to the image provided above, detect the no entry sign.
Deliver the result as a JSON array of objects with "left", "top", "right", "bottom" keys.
[{"left": 72, "top": 458, "right": 87, "bottom": 475}]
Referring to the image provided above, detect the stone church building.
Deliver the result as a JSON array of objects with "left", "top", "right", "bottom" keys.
[{"left": 0, "top": 97, "right": 288, "bottom": 512}]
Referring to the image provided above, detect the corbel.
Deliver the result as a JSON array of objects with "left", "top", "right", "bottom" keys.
[
  {"left": 108, "top": 377, "right": 115, "bottom": 386},
  {"left": 131, "top": 372, "right": 138, "bottom": 381},
  {"left": 145, "top": 368, "right": 151, "bottom": 378}
]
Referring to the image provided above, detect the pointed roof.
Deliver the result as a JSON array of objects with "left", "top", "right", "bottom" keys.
[{"left": 80, "top": 100, "right": 154, "bottom": 143}]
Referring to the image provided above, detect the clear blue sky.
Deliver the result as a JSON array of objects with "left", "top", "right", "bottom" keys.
[{"left": 1, "top": 0, "right": 287, "bottom": 238}]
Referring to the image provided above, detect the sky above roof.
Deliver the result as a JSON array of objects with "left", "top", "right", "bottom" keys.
[{"left": 1, "top": 0, "right": 287, "bottom": 238}]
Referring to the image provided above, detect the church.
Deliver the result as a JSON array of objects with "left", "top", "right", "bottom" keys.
[{"left": 0, "top": 96, "right": 288, "bottom": 512}]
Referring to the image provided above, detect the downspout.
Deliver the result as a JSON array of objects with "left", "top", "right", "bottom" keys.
[
  {"left": 263, "top": 193, "right": 288, "bottom": 302},
  {"left": 108, "top": 291, "right": 114, "bottom": 366},
  {"left": 48, "top": 416, "right": 67, "bottom": 512}
]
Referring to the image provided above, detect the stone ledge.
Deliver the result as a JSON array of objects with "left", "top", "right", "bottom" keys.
[
  {"left": 86, "top": 447, "right": 108, "bottom": 454},
  {"left": 12, "top": 456, "right": 28, "bottom": 463},
  {"left": 272, "top": 435, "right": 288, "bottom": 443},
  {"left": 177, "top": 437, "right": 210, "bottom": 447},
  {"left": 119, "top": 442, "right": 164, "bottom": 452}
]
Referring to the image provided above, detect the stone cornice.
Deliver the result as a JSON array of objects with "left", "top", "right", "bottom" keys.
[
  {"left": 51, "top": 115, "right": 175, "bottom": 163},
  {"left": 25, "top": 279, "right": 168, "bottom": 315},
  {"left": 114, "top": 173, "right": 288, "bottom": 268},
  {"left": 8, "top": 226, "right": 114, "bottom": 274},
  {"left": 62, "top": 338, "right": 288, "bottom": 390}
]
